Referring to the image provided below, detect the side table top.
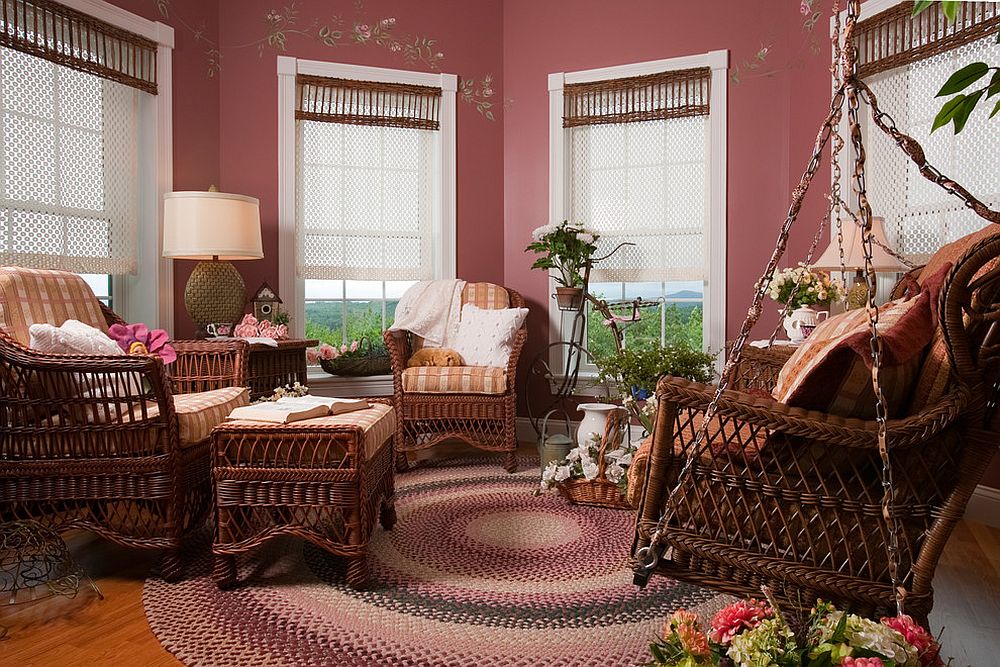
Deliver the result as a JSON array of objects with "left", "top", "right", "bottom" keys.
[{"left": 247, "top": 338, "right": 319, "bottom": 350}]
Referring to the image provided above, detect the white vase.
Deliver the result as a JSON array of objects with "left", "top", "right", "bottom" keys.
[
  {"left": 576, "top": 403, "right": 623, "bottom": 448},
  {"left": 782, "top": 306, "right": 828, "bottom": 343}
]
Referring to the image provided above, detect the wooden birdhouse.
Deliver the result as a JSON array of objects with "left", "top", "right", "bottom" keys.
[{"left": 250, "top": 282, "right": 282, "bottom": 321}]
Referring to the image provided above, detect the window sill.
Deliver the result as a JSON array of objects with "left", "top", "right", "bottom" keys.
[{"left": 306, "top": 369, "right": 394, "bottom": 397}]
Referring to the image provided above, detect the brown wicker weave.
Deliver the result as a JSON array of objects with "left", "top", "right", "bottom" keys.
[
  {"left": 632, "top": 237, "right": 1000, "bottom": 624},
  {"left": 211, "top": 400, "right": 396, "bottom": 590},
  {"left": 245, "top": 338, "right": 317, "bottom": 400},
  {"left": 557, "top": 408, "right": 631, "bottom": 510},
  {"left": 384, "top": 284, "right": 527, "bottom": 473},
  {"left": 0, "top": 299, "right": 248, "bottom": 582}
]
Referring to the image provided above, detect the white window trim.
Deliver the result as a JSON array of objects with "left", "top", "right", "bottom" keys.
[
  {"left": 276, "top": 56, "right": 458, "bottom": 342},
  {"left": 546, "top": 50, "right": 729, "bottom": 374},
  {"left": 58, "top": 0, "right": 175, "bottom": 331}
]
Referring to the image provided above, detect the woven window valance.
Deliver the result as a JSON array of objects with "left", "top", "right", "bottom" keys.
[
  {"left": 0, "top": 0, "right": 157, "bottom": 94},
  {"left": 854, "top": 1, "right": 1000, "bottom": 79},
  {"left": 296, "top": 74, "right": 442, "bottom": 131},
  {"left": 563, "top": 67, "right": 711, "bottom": 128}
]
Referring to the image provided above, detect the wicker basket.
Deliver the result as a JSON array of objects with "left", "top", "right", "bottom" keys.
[
  {"left": 556, "top": 409, "right": 633, "bottom": 510},
  {"left": 318, "top": 338, "right": 392, "bottom": 376}
]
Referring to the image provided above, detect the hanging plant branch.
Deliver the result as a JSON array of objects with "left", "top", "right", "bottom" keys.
[{"left": 459, "top": 74, "right": 496, "bottom": 121}]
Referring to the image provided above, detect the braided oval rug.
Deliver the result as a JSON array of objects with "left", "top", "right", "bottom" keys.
[{"left": 143, "top": 459, "right": 728, "bottom": 666}]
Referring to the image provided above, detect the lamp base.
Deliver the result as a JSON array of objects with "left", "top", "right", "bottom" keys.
[{"left": 184, "top": 260, "right": 246, "bottom": 333}]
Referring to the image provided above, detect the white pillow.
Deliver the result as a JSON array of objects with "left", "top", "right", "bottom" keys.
[
  {"left": 29, "top": 320, "right": 123, "bottom": 356},
  {"left": 451, "top": 304, "right": 528, "bottom": 368}
]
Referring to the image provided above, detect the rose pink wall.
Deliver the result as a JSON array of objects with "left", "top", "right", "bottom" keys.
[
  {"left": 108, "top": 0, "right": 222, "bottom": 340},
  {"left": 215, "top": 0, "right": 506, "bottom": 305}
]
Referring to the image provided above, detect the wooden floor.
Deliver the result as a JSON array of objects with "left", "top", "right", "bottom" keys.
[{"left": 3, "top": 448, "right": 999, "bottom": 666}]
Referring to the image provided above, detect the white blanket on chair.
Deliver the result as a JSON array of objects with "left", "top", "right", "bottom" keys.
[{"left": 389, "top": 279, "right": 466, "bottom": 347}]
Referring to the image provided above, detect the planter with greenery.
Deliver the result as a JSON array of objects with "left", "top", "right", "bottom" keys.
[{"left": 525, "top": 221, "right": 600, "bottom": 302}]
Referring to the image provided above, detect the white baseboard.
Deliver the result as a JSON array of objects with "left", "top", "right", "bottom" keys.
[{"left": 518, "top": 417, "right": 1000, "bottom": 529}]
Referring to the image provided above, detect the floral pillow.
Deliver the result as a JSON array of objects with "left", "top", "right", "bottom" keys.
[{"left": 450, "top": 304, "right": 528, "bottom": 368}]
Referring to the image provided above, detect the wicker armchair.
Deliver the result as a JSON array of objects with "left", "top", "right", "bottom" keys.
[
  {"left": 0, "top": 268, "right": 249, "bottom": 580},
  {"left": 384, "top": 283, "right": 527, "bottom": 473},
  {"left": 632, "top": 232, "right": 1000, "bottom": 624}
]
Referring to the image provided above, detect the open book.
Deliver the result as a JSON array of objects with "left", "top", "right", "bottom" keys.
[{"left": 227, "top": 395, "right": 369, "bottom": 424}]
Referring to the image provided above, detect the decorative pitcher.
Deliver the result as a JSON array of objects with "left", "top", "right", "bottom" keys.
[
  {"left": 576, "top": 403, "right": 624, "bottom": 448},
  {"left": 782, "top": 306, "right": 828, "bottom": 343}
]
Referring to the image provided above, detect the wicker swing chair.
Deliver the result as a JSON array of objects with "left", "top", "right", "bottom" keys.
[{"left": 631, "top": 0, "right": 1000, "bottom": 625}]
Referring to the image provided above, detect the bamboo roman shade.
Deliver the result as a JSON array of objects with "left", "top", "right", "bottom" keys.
[
  {"left": 295, "top": 73, "right": 441, "bottom": 282},
  {"left": 563, "top": 67, "right": 710, "bottom": 128},
  {"left": 0, "top": 0, "right": 157, "bottom": 94},
  {"left": 296, "top": 74, "right": 441, "bottom": 131},
  {"left": 853, "top": 1, "right": 1000, "bottom": 78}
]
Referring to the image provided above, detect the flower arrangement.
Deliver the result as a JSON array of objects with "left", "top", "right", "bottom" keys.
[
  {"left": 648, "top": 596, "right": 945, "bottom": 667},
  {"left": 107, "top": 323, "right": 176, "bottom": 364},
  {"left": 766, "top": 264, "right": 845, "bottom": 309},
  {"left": 538, "top": 430, "right": 637, "bottom": 495},
  {"left": 525, "top": 220, "right": 600, "bottom": 288},
  {"left": 233, "top": 313, "right": 289, "bottom": 340},
  {"left": 307, "top": 339, "right": 391, "bottom": 377},
  {"left": 258, "top": 382, "right": 309, "bottom": 403},
  {"left": 595, "top": 343, "right": 716, "bottom": 433},
  {"left": 306, "top": 340, "right": 361, "bottom": 364}
]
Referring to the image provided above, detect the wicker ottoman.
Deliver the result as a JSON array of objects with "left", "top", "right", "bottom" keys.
[{"left": 211, "top": 401, "right": 396, "bottom": 590}]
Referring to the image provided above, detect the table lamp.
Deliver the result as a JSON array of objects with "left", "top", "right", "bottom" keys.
[
  {"left": 163, "top": 190, "right": 263, "bottom": 333},
  {"left": 812, "top": 216, "right": 907, "bottom": 308}
]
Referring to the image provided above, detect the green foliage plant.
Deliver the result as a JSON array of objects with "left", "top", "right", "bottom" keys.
[{"left": 525, "top": 220, "right": 600, "bottom": 288}]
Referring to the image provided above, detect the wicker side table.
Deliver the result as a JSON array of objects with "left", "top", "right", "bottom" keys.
[
  {"left": 211, "top": 401, "right": 396, "bottom": 590},
  {"left": 246, "top": 338, "right": 318, "bottom": 400}
]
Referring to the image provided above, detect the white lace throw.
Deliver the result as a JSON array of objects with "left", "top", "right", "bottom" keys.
[{"left": 389, "top": 279, "right": 466, "bottom": 347}]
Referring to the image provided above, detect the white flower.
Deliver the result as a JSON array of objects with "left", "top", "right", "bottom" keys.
[
  {"left": 566, "top": 447, "right": 581, "bottom": 463},
  {"left": 581, "top": 460, "right": 599, "bottom": 480},
  {"left": 531, "top": 224, "right": 555, "bottom": 241},
  {"left": 554, "top": 465, "right": 572, "bottom": 482},
  {"left": 605, "top": 463, "right": 625, "bottom": 483},
  {"left": 617, "top": 452, "right": 633, "bottom": 466},
  {"left": 576, "top": 232, "right": 594, "bottom": 244},
  {"left": 541, "top": 462, "right": 557, "bottom": 484}
]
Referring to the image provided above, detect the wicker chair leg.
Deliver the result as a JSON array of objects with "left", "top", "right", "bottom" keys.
[
  {"left": 380, "top": 500, "right": 397, "bottom": 530},
  {"left": 161, "top": 549, "right": 184, "bottom": 583},
  {"left": 213, "top": 553, "right": 238, "bottom": 590},
  {"left": 503, "top": 450, "right": 518, "bottom": 474},
  {"left": 395, "top": 450, "right": 410, "bottom": 473},
  {"left": 346, "top": 556, "right": 370, "bottom": 590}
]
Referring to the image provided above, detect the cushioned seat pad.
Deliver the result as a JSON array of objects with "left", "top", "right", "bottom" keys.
[{"left": 402, "top": 366, "right": 507, "bottom": 394}]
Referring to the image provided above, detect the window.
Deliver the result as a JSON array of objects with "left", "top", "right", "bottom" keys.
[
  {"left": 278, "top": 59, "right": 457, "bottom": 356},
  {"left": 0, "top": 0, "right": 173, "bottom": 328},
  {"left": 848, "top": 1, "right": 999, "bottom": 264},
  {"left": 548, "top": 52, "right": 727, "bottom": 371}
]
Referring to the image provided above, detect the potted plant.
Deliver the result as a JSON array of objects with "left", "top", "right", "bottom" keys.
[
  {"left": 525, "top": 221, "right": 600, "bottom": 310},
  {"left": 766, "top": 264, "right": 844, "bottom": 342}
]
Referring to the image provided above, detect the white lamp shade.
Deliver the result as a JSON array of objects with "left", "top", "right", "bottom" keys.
[
  {"left": 811, "top": 216, "right": 907, "bottom": 272},
  {"left": 162, "top": 191, "right": 263, "bottom": 260}
]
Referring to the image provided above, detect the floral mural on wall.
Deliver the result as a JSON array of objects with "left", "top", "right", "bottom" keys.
[
  {"left": 730, "top": 0, "right": 827, "bottom": 84},
  {"left": 154, "top": 0, "right": 501, "bottom": 121}
]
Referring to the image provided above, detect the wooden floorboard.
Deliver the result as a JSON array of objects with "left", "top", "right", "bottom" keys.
[{"left": 3, "top": 447, "right": 999, "bottom": 666}]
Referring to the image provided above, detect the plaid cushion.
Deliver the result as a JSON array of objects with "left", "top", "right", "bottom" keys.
[
  {"left": 224, "top": 403, "right": 395, "bottom": 461},
  {"left": 0, "top": 267, "right": 108, "bottom": 346},
  {"left": 462, "top": 282, "right": 509, "bottom": 310},
  {"left": 772, "top": 272, "right": 943, "bottom": 420},
  {"left": 170, "top": 387, "right": 249, "bottom": 448},
  {"left": 402, "top": 365, "right": 508, "bottom": 394}
]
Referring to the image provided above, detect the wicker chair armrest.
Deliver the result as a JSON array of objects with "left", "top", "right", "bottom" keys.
[
  {"left": 656, "top": 375, "right": 969, "bottom": 450},
  {"left": 169, "top": 339, "right": 248, "bottom": 393},
  {"left": 383, "top": 329, "right": 411, "bottom": 393}
]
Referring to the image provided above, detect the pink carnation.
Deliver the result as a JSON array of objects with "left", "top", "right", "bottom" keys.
[
  {"left": 881, "top": 615, "right": 943, "bottom": 667},
  {"left": 349, "top": 340, "right": 359, "bottom": 352},
  {"left": 842, "top": 658, "right": 884, "bottom": 667},
  {"left": 709, "top": 598, "right": 773, "bottom": 644}
]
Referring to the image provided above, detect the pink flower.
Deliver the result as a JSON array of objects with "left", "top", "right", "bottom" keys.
[
  {"left": 107, "top": 322, "right": 176, "bottom": 365},
  {"left": 233, "top": 314, "right": 260, "bottom": 337},
  {"left": 709, "top": 598, "right": 774, "bottom": 644},
  {"left": 274, "top": 324, "right": 288, "bottom": 340},
  {"left": 319, "top": 343, "right": 338, "bottom": 360},
  {"left": 842, "top": 658, "right": 884, "bottom": 667},
  {"left": 881, "top": 615, "right": 943, "bottom": 667},
  {"left": 340, "top": 343, "right": 349, "bottom": 354},
  {"left": 666, "top": 610, "right": 710, "bottom": 658},
  {"left": 800, "top": 0, "right": 811, "bottom": 15},
  {"left": 306, "top": 347, "right": 320, "bottom": 364},
  {"left": 350, "top": 340, "right": 359, "bottom": 352}
]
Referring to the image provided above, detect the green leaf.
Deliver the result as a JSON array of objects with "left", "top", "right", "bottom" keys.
[
  {"left": 911, "top": 0, "right": 933, "bottom": 16},
  {"left": 987, "top": 70, "right": 1000, "bottom": 98},
  {"left": 932, "top": 94, "right": 967, "bottom": 132},
  {"left": 990, "top": 98, "right": 1000, "bottom": 119},
  {"left": 941, "top": 1, "right": 960, "bottom": 21},
  {"left": 952, "top": 89, "right": 985, "bottom": 133},
  {"left": 936, "top": 62, "right": 990, "bottom": 96}
]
